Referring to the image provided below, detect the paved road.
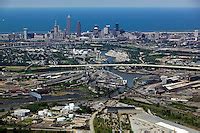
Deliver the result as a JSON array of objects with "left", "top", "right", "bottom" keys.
[
  {"left": 89, "top": 111, "right": 99, "bottom": 133},
  {"left": 89, "top": 104, "right": 106, "bottom": 133},
  {"left": 49, "top": 63, "right": 200, "bottom": 71},
  {"left": 6, "top": 127, "right": 78, "bottom": 132}
]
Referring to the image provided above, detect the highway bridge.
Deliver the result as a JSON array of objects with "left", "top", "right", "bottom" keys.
[{"left": 48, "top": 63, "right": 200, "bottom": 71}]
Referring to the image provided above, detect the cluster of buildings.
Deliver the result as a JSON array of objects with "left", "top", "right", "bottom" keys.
[
  {"left": 0, "top": 43, "right": 103, "bottom": 66},
  {"left": 0, "top": 14, "right": 124, "bottom": 42},
  {"left": 88, "top": 70, "right": 127, "bottom": 95},
  {"left": 0, "top": 66, "right": 128, "bottom": 101},
  {"left": 142, "top": 30, "right": 199, "bottom": 43},
  {"left": 0, "top": 14, "right": 199, "bottom": 53},
  {"left": 105, "top": 50, "right": 130, "bottom": 62},
  {"left": 136, "top": 72, "right": 200, "bottom": 100},
  {"left": 3, "top": 102, "right": 92, "bottom": 130},
  {"left": 71, "top": 48, "right": 101, "bottom": 63}
]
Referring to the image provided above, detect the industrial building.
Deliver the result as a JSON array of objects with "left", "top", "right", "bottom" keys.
[{"left": 13, "top": 109, "right": 30, "bottom": 117}]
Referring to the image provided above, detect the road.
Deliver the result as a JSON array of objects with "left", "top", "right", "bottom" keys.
[
  {"left": 6, "top": 127, "right": 78, "bottom": 132},
  {"left": 49, "top": 63, "right": 200, "bottom": 71},
  {"left": 89, "top": 104, "right": 106, "bottom": 133},
  {"left": 89, "top": 111, "right": 99, "bottom": 133}
]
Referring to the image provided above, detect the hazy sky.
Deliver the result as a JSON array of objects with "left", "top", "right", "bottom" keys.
[{"left": 0, "top": 0, "right": 200, "bottom": 8}]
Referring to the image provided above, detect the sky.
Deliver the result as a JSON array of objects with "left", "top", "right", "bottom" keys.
[{"left": 0, "top": 0, "right": 200, "bottom": 8}]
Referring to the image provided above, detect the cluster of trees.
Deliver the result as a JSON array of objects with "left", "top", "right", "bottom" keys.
[
  {"left": 24, "top": 102, "right": 49, "bottom": 113},
  {"left": 94, "top": 117, "right": 112, "bottom": 133}
]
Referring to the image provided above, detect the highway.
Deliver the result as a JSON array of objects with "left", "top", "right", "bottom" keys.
[{"left": 48, "top": 63, "right": 200, "bottom": 71}]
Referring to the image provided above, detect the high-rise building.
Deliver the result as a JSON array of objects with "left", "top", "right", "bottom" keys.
[
  {"left": 54, "top": 20, "right": 59, "bottom": 33},
  {"left": 53, "top": 20, "right": 60, "bottom": 39},
  {"left": 194, "top": 30, "right": 199, "bottom": 41},
  {"left": 103, "top": 25, "right": 110, "bottom": 35},
  {"left": 66, "top": 15, "right": 71, "bottom": 36},
  {"left": 115, "top": 23, "right": 119, "bottom": 31},
  {"left": 93, "top": 25, "right": 99, "bottom": 38},
  {"left": 23, "top": 28, "right": 28, "bottom": 40},
  {"left": 76, "top": 21, "right": 81, "bottom": 37}
]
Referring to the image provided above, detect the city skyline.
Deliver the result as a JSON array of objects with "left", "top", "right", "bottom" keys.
[{"left": 0, "top": 0, "right": 200, "bottom": 8}]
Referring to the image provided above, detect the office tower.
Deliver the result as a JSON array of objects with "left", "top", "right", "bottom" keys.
[
  {"left": 76, "top": 21, "right": 81, "bottom": 37},
  {"left": 93, "top": 25, "right": 99, "bottom": 38},
  {"left": 66, "top": 15, "right": 71, "bottom": 36},
  {"left": 112, "top": 29, "right": 117, "bottom": 37},
  {"left": 23, "top": 28, "right": 28, "bottom": 40},
  {"left": 54, "top": 20, "right": 59, "bottom": 33},
  {"left": 115, "top": 23, "right": 119, "bottom": 31},
  {"left": 103, "top": 25, "right": 110, "bottom": 35},
  {"left": 194, "top": 30, "right": 199, "bottom": 41},
  {"left": 53, "top": 20, "right": 60, "bottom": 39}
]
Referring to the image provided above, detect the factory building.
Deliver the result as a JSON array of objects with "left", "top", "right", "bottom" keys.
[{"left": 14, "top": 109, "right": 30, "bottom": 117}]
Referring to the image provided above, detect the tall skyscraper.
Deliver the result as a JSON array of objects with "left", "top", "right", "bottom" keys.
[
  {"left": 53, "top": 20, "right": 61, "bottom": 39},
  {"left": 103, "top": 25, "right": 110, "bottom": 35},
  {"left": 93, "top": 25, "right": 99, "bottom": 38},
  {"left": 66, "top": 15, "right": 71, "bottom": 36},
  {"left": 194, "top": 30, "right": 199, "bottom": 41},
  {"left": 76, "top": 21, "right": 81, "bottom": 37},
  {"left": 115, "top": 23, "right": 119, "bottom": 31},
  {"left": 54, "top": 20, "right": 59, "bottom": 33},
  {"left": 23, "top": 28, "right": 28, "bottom": 40}
]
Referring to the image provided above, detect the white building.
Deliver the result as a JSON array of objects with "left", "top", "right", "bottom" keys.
[
  {"left": 0, "top": 34, "right": 9, "bottom": 41},
  {"left": 69, "top": 103, "right": 75, "bottom": 111},
  {"left": 160, "top": 75, "right": 168, "bottom": 85},
  {"left": 23, "top": 28, "right": 28, "bottom": 40},
  {"left": 33, "top": 33, "right": 45, "bottom": 41},
  {"left": 38, "top": 109, "right": 51, "bottom": 117},
  {"left": 103, "top": 25, "right": 110, "bottom": 35},
  {"left": 194, "top": 30, "right": 199, "bottom": 41},
  {"left": 68, "top": 114, "right": 74, "bottom": 118},
  {"left": 14, "top": 109, "right": 30, "bottom": 117},
  {"left": 57, "top": 117, "right": 66, "bottom": 122}
]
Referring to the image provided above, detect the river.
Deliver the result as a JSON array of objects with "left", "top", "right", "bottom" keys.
[{"left": 101, "top": 50, "right": 142, "bottom": 88}]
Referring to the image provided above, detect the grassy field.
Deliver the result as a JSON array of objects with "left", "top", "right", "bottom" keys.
[
  {"left": 170, "top": 102, "right": 198, "bottom": 112},
  {"left": 94, "top": 117, "right": 112, "bottom": 133}
]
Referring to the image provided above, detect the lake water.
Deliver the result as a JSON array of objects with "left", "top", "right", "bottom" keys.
[{"left": 0, "top": 8, "right": 200, "bottom": 33}]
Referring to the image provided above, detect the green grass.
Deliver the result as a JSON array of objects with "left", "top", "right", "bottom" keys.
[
  {"left": 18, "top": 118, "right": 33, "bottom": 126},
  {"left": 3, "top": 66, "right": 27, "bottom": 72},
  {"left": 143, "top": 53, "right": 164, "bottom": 64},
  {"left": 170, "top": 102, "right": 198, "bottom": 112},
  {"left": 78, "top": 85, "right": 97, "bottom": 98},
  {"left": 75, "top": 106, "right": 93, "bottom": 114},
  {"left": 61, "top": 58, "right": 79, "bottom": 65},
  {"left": 94, "top": 117, "right": 112, "bottom": 133}
]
